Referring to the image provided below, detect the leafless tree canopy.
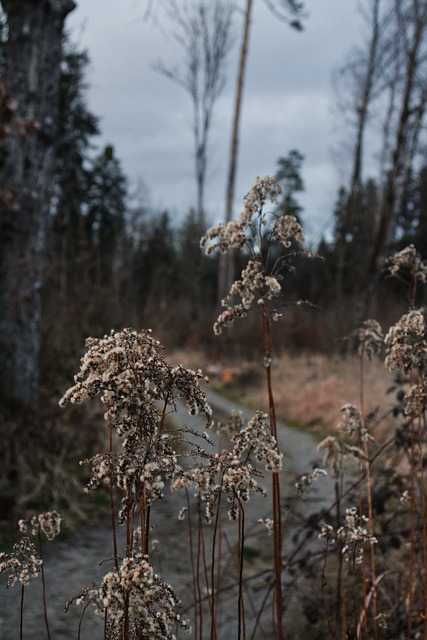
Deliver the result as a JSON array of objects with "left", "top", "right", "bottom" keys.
[{"left": 155, "top": 0, "right": 234, "bottom": 228}]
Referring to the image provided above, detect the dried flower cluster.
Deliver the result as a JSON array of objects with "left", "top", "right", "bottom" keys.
[
  {"left": 319, "top": 507, "right": 377, "bottom": 564},
  {"left": 357, "top": 319, "right": 384, "bottom": 360},
  {"left": 200, "top": 176, "right": 305, "bottom": 334},
  {"left": 404, "top": 383, "right": 426, "bottom": 417},
  {"left": 0, "top": 537, "right": 42, "bottom": 587},
  {"left": 295, "top": 467, "right": 327, "bottom": 493},
  {"left": 336, "top": 507, "right": 377, "bottom": 564},
  {"left": 60, "top": 329, "right": 213, "bottom": 518},
  {"left": 317, "top": 435, "right": 345, "bottom": 477},
  {"left": 173, "top": 410, "right": 281, "bottom": 521},
  {"left": 19, "top": 511, "right": 62, "bottom": 541},
  {"left": 69, "top": 554, "right": 189, "bottom": 639},
  {"left": 387, "top": 244, "right": 427, "bottom": 284},
  {"left": 384, "top": 308, "right": 427, "bottom": 373},
  {"left": 338, "top": 403, "right": 373, "bottom": 445},
  {"left": 59, "top": 329, "right": 214, "bottom": 634}
]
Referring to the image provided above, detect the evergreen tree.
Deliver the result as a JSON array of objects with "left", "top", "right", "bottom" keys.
[
  {"left": 274, "top": 149, "right": 305, "bottom": 220},
  {"left": 52, "top": 40, "right": 100, "bottom": 299},
  {"left": 85, "top": 144, "right": 127, "bottom": 290}
]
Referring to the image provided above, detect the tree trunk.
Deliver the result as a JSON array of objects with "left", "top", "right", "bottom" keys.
[
  {"left": 0, "top": 0, "right": 75, "bottom": 408},
  {"left": 217, "top": 0, "right": 253, "bottom": 306}
]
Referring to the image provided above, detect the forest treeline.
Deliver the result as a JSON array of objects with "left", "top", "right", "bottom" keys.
[{"left": 2, "top": 1, "right": 427, "bottom": 409}]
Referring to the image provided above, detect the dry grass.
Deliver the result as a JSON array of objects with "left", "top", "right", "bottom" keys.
[
  {"left": 260, "top": 352, "right": 397, "bottom": 436},
  {"left": 172, "top": 348, "right": 398, "bottom": 439}
]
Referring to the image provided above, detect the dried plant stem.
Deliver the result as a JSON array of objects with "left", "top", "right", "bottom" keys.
[
  {"left": 334, "top": 477, "right": 344, "bottom": 640},
  {"left": 196, "top": 504, "right": 205, "bottom": 640},
  {"left": 320, "top": 542, "right": 334, "bottom": 638},
  {"left": 77, "top": 601, "right": 91, "bottom": 640},
  {"left": 186, "top": 489, "right": 200, "bottom": 640},
  {"left": 108, "top": 421, "right": 118, "bottom": 570},
  {"left": 358, "top": 462, "right": 368, "bottom": 640},
  {"left": 408, "top": 373, "right": 416, "bottom": 640},
  {"left": 210, "top": 489, "right": 222, "bottom": 640},
  {"left": 20, "top": 584, "right": 24, "bottom": 640},
  {"left": 237, "top": 497, "right": 246, "bottom": 640},
  {"left": 38, "top": 533, "right": 52, "bottom": 640},
  {"left": 360, "top": 353, "right": 378, "bottom": 639},
  {"left": 262, "top": 304, "right": 284, "bottom": 640},
  {"left": 416, "top": 370, "right": 427, "bottom": 638}
]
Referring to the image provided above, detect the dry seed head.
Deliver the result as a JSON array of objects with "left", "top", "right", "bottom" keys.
[
  {"left": 295, "top": 467, "right": 327, "bottom": 493},
  {"left": 201, "top": 177, "right": 305, "bottom": 334},
  {"left": 357, "top": 319, "right": 383, "bottom": 359},
  {"left": 71, "top": 554, "right": 189, "bottom": 637},
  {"left": 387, "top": 244, "right": 427, "bottom": 283},
  {"left": 384, "top": 308, "right": 427, "bottom": 373},
  {"left": 336, "top": 507, "right": 377, "bottom": 564},
  {"left": 0, "top": 537, "right": 42, "bottom": 587}
]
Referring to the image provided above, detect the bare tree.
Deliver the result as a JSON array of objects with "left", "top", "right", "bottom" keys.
[
  {"left": 0, "top": 0, "right": 75, "bottom": 408},
  {"left": 155, "top": 0, "right": 234, "bottom": 229},
  {"left": 333, "top": 0, "right": 427, "bottom": 315}
]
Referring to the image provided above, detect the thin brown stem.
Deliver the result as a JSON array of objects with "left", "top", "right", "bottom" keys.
[
  {"left": 210, "top": 489, "right": 222, "bottom": 640},
  {"left": 196, "top": 502, "right": 204, "bottom": 640},
  {"left": 38, "top": 532, "right": 52, "bottom": 640},
  {"left": 416, "top": 369, "right": 427, "bottom": 638},
  {"left": 20, "top": 583, "right": 24, "bottom": 640},
  {"left": 408, "top": 371, "right": 416, "bottom": 640},
  {"left": 334, "top": 477, "right": 343, "bottom": 640},
  {"left": 77, "top": 601, "right": 91, "bottom": 640},
  {"left": 185, "top": 489, "right": 199, "bottom": 640},
  {"left": 108, "top": 421, "right": 118, "bottom": 570},
  {"left": 262, "top": 303, "right": 284, "bottom": 639},
  {"left": 237, "top": 498, "right": 246, "bottom": 640},
  {"left": 360, "top": 352, "right": 378, "bottom": 639}
]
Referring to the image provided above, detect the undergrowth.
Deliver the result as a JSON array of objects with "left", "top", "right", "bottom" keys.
[{"left": 2, "top": 179, "right": 427, "bottom": 639}]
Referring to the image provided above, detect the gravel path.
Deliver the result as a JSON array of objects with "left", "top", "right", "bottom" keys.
[{"left": 1, "top": 388, "right": 333, "bottom": 639}]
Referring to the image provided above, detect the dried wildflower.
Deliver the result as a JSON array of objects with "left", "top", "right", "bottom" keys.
[
  {"left": 404, "top": 383, "right": 426, "bottom": 417},
  {"left": 0, "top": 537, "right": 42, "bottom": 587},
  {"left": 400, "top": 490, "right": 410, "bottom": 503},
  {"left": 187, "top": 411, "right": 281, "bottom": 521},
  {"left": 319, "top": 523, "right": 335, "bottom": 544},
  {"left": 384, "top": 308, "right": 427, "bottom": 373},
  {"left": 201, "top": 177, "right": 306, "bottom": 334},
  {"left": 338, "top": 404, "right": 362, "bottom": 437},
  {"left": 216, "top": 410, "right": 245, "bottom": 437},
  {"left": 272, "top": 214, "right": 304, "bottom": 248},
  {"left": 317, "top": 435, "right": 344, "bottom": 477},
  {"left": 60, "top": 329, "right": 212, "bottom": 428},
  {"left": 357, "top": 319, "right": 383, "bottom": 359},
  {"left": 18, "top": 511, "right": 62, "bottom": 541},
  {"left": 387, "top": 244, "right": 427, "bottom": 284},
  {"left": 258, "top": 517, "right": 274, "bottom": 536},
  {"left": 295, "top": 467, "right": 327, "bottom": 493},
  {"left": 60, "top": 329, "right": 212, "bottom": 519},
  {"left": 69, "top": 554, "right": 189, "bottom": 638},
  {"left": 336, "top": 507, "right": 377, "bottom": 564},
  {"left": 231, "top": 410, "right": 282, "bottom": 473}
]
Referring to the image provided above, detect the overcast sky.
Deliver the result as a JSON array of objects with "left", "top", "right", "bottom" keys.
[{"left": 67, "top": 1, "right": 364, "bottom": 243}]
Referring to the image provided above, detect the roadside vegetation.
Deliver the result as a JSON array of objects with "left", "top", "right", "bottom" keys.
[{"left": 2, "top": 179, "right": 427, "bottom": 639}]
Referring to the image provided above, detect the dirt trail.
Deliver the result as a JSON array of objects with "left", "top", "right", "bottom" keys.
[{"left": 1, "top": 389, "right": 333, "bottom": 639}]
